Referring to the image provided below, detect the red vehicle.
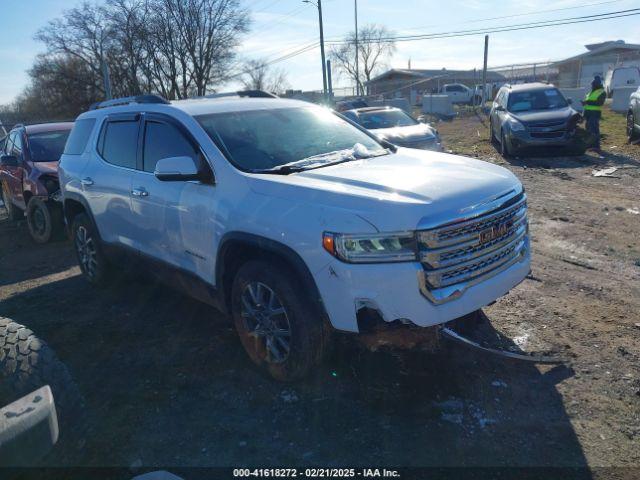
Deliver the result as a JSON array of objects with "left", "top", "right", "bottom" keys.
[{"left": 0, "top": 122, "right": 73, "bottom": 243}]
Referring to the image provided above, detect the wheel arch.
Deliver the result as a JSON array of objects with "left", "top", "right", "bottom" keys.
[
  {"left": 62, "top": 193, "right": 102, "bottom": 241},
  {"left": 216, "top": 232, "right": 328, "bottom": 322}
]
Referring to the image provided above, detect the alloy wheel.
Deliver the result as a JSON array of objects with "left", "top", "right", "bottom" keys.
[
  {"left": 32, "top": 205, "right": 47, "bottom": 237},
  {"left": 75, "top": 226, "right": 98, "bottom": 279},
  {"left": 240, "top": 281, "right": 291, "bottom": 364}
]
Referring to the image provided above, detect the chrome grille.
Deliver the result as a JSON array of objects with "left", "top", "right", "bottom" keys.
[{"left": 417, "top": 193, "right": 528, "bottom": 304}]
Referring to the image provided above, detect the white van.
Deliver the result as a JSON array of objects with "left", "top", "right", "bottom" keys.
[{"left": 604, "top": 66, "right": 640, "bottom": 97}]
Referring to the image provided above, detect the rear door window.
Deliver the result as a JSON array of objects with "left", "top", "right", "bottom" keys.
[
  {"left": 142, "top": 121, "right": 197, "bottom": 173},
  {"left": 64, "top": 119, "right": 96, "bottom": 155},
  {"left": 98, "top": 119, "right": 139, "bottom": 169}
]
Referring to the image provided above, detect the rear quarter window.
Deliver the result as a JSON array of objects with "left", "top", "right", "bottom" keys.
[
  {"left": 98, "top": 120, "right": 139, "bottom": 169},
  {"left": 64, "top": 119, "right": 96, "bottom": 155}
]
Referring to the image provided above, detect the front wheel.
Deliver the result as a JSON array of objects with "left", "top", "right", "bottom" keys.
[
  {"left": 26, "top": 197, "right": 62, "bottom": 244},
  {"left": 628, "top": 111, "right": 639, "bottom": 141},
  {"left": 500, "top": 130, "right": 515, "bottom": 158},
  {"left": 71, "top": 213, "right": 112, "bottom": 286},
  {"left": 231, "top": 260, "right": 328, "bottom": 381}
]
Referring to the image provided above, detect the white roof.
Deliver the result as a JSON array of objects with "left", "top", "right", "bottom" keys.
[
  {"left": 170, "top": 96, "right": 311, "bottom": 116},
  {"left": 77, "top": 96, "right": 314, "bottom": 121}
]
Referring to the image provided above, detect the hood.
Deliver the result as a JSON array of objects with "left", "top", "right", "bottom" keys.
[
  {"left": 32, "top": 161, "right": 59, "bottom": 176},
  {"left": 249, "top": 148, "right": 522, "bottom": 232},
  {"left": 510, "top": 106, "right": 575, "bottom": 125},
  {"left": 371, "top": 123, "right": 436, "bottom": 143}
]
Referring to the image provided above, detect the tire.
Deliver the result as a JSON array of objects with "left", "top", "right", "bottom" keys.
[
  {"left": 26, "top": 197, "right": 62, "bottom": 244},
  {"left": 0, "top": 317, "right": 84, "bottom": 460},
  {"left": 500, "top": 130, "right": 515, "bottom": 158},
  {"left": 231, "top": 260, "right": 328, "bottom": 382},
  {"left": 628, "top": 111, "right": 639, "bottom": 141},
  {"left": 489, "top": 122, "right": 496, "bottom": 144},
  {"left": 71, "top": 213, "right": 112, "bottom": 286},
  {"left": 1, "top": 182, "right": 22, "bottom": 222}
]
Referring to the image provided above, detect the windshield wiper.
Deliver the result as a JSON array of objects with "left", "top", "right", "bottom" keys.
[{"left": 255, "top": 143, "right": 390, "bottom": 175}]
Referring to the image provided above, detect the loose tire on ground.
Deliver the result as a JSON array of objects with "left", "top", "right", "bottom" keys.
[
  {"left": 0, "top": 317, "right": 84, "bottom": 454},
  {"left": 26, "top": 197, "right": 63, "bottom": 244},
  {"left": 1, "top": 182, "right": 22, "bottom": 222},
  {"left": 71, "top": 212, "right": 113, "bottom": 286},
  {"left": 231, "top": 260, "right": 328, "bottom": 382}
]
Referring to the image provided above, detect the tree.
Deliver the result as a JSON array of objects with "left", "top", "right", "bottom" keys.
[
  {"left": 240, "top": 59, "right": 290, "bottom": 94},
  {"left": 329, "top": 24, "right": 396, "bottom": 95},
  {"left": 32, "top": 0, "right": 250, "bottom": 104}
]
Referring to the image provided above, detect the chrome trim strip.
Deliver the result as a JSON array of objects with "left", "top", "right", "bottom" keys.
[
  {"left": 416, "top": 185, "right": 524, "bottom": 231},
  {"left": 441, "top": 327, "right": 566, "bottom": 364},
  {"left": 424, "top": 236, "right": 526, "bottom": 288},
  {"left": 418, "top": 196, "right": 526, "bottom": 248},
  {"left": 418, "top": 240, "right": 529, "bottom": 305},
  {"left": 419, "top": 204, "right": 527, "bottom": 250},
  {"left": 421, "top": 223, "right": 527, "bottom": 269}
]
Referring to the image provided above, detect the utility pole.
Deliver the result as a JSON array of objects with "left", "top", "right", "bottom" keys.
[
  {"left": 102, "top": 59, "right": 112, "bottom": 100},
  {"left": 354, "top": 0, "right": 360, "bottom": 96},
  {"left": 304, "top": 0, "right": 328, "bottom": 98},
  {"left": 481, "top": 35, "right": 489, "bottom": 105},
  {"left": 326, "top": 59, "right": 333, "bottom": 100}
]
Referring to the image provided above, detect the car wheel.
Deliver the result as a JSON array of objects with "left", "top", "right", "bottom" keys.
[
  {"left": 71, "top": 213, "right": 112, "bottom": 286},
  {"left": 26, "top": 197, "right": 62, "bottom": 244},
  {"left": 628, "top": 111, "right": 639, "bottom": 141},
  {"left": 1, "top": 182, "right": 22, "bottom": 222},
  {"left": 0, "top": 317, "right": 85, "bottom": 462},
  {"left": 500, "top": 130, "right": 514, "bottom": 158},
  {"left": 489, "top": 122, "right": 496, "bottom": 144},
  {"left": 231, "top": 260, "right": 328, "bottom": 382}
]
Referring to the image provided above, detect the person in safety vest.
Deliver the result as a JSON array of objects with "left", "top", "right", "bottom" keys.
[{"left": 581, "top": 75, "right": 606, "bottom": 152}]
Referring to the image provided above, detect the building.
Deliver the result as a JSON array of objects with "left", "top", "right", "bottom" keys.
[
  {"left": 552, "top": 40, "right": 640, "bottom": 88},
  {"left": 365, "top": 68, "right": 506, "bottom": 100}
]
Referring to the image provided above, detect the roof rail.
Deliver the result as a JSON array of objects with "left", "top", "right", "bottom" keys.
[
  {"left": 90, "top": 94, "right": 170, "bottom": 110},
  {"left": 205, "top": 90, "right": 278, "bottom": 99}
]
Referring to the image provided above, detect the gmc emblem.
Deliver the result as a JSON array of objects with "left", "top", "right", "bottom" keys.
[{"left": 479, "top": 221, "right": 512, "bottom": 244}]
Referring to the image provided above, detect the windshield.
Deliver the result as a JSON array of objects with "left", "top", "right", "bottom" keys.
[
  {"left": 507, "top": 88, "right": 568, "bottom": 113},
  {"left": 357, "top": 109, "right": 418, "bottom": 129},
  {"left": 196, "top": 107, "right": 386, "bottom": 172},
  {"left": 28, "top": 130, "right": 71, "bottom": 162}
]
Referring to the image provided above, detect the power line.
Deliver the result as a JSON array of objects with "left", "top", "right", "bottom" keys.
[
  {"left": 394, "top": 0, "right": 624, "bottom": 34},
  {"left": 253, "top": 0, "right": 283, "bottom": 14},
  {"left": 326, "top": 8, "right": 640, "bottom": 44},
  {"left": 246, "top": 4, "right": 308, "bottom": 39}
]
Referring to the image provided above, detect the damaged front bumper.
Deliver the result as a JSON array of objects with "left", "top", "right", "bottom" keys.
[{"left": 355, "top": 310, "right": 566, "bottom": 364}]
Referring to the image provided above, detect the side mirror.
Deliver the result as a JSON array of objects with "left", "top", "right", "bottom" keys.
[
  {"left": 495, "top": 105, "right": 506, "bottom": 112},
  {"left": 0, "top": 154, "right": 18, "bottom": 167},
  {"left": 154, "top": 156, "right": 201, "bottom": 182},
  {"left": 566, "top": 98, "right": 573, "bottom": 105}
]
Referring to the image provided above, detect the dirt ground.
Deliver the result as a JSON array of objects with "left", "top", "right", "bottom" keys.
[{"left": 0, "top": 106, "right": 639, "bottom": 477}]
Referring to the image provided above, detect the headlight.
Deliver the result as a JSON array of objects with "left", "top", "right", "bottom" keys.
[
  {"left": 322, "top": 231, "right": 417, "bottom": 263},
  {"left": 507, "top": 116, "right": 526, "bottom": 132}
]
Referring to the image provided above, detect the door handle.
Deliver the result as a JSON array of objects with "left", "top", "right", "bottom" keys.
[
  {"left": 131, "top": 187, "right": 149, "bottom": 197},
  {"left": 80, "top": 177, "right": 94, "bottom": 187}
]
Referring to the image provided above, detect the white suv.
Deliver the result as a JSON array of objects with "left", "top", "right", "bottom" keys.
[{"left": 59, "top": 92, "right": 530, "bottom": 381}]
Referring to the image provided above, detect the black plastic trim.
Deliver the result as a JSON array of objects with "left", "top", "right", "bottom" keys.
[{"left": 216, "top": 232, "right": 327, "bottom": 317}]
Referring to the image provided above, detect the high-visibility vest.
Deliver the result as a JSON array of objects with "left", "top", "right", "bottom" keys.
[{"left": 583, "top": 88, "right": 605, "bottom": 111}]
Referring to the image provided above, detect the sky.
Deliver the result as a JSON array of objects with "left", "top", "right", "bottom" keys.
[{"left": 0, "top": 0, "right": 639, "bottom": 103}]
